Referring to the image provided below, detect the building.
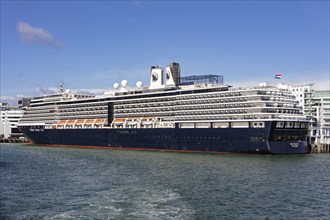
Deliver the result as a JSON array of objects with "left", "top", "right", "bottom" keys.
[
  {"left": 0, "top": 102, "right": 25, "bottom": 139},
  {"left": 286, "top": 83, "right": 329, "bottom": 148},
  {"left": 288, "top": 83, "right": 314, "bottom": 116},
  {"left": 18, "top": 98, "right": 31, "bottom": 109},
  {"left": 309, "top": 90, "right": 330, "bottom": 146}
]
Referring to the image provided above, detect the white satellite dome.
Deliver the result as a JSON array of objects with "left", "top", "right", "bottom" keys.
[
  {"left": 136, "top": 81, "right": 143, "bottom": 88},
  {"left": 121, "top": 80, "right": 128, "bottom": 87},
  {"left": 113, "top": 83, "right": 119, "bottom": 89},
  {"left": 65, "top": 89, "right": 71, "bottom": 94}
]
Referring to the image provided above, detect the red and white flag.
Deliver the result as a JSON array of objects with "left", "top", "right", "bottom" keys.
[{"left": 275, "top": 73, "right": 282, "bottom": 79}]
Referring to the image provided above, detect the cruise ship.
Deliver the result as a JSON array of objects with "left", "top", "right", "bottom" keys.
[{"left": 17, "top": 63, "right": 310, "bottom": 154}]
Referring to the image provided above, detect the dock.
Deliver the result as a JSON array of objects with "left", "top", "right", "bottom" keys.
[
  {"left": 310, "top": 144, "right": 330, "bottom": 153},
  {"left": 0, "top": 138, "right": 29, "bottom": 144}
]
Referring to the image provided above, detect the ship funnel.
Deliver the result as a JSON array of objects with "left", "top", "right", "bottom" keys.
[
  {"left": 166, "top": 62, "right": 180, "bottom": 86},
  {"left": 149, "top": 66, "right": 164, "bottom": 89}
]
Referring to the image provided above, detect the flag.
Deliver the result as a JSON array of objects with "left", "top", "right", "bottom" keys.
[{"left": 275, "top": 73, "right": 282, "bottom": 79}]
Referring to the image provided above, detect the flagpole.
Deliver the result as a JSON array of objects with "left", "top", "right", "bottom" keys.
[{"left": 275, "top": 73, "right": 282, "bottom": 84}]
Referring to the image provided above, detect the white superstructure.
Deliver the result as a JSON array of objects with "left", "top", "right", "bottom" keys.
[
  {"left": 0, "top": 103, "right": 25, "bottom": 139},
  {"left": 288, "top": 83, "right": 314, "bottom": 115},
  {"left": 18, "top": 63, "right": 307, "bottom": 131}
]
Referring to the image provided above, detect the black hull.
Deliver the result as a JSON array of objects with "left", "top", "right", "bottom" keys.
[{"left": 19, "top": 123, "right": 309, "bottom": 155}]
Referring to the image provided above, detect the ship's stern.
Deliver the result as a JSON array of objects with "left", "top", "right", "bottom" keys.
[
  {"left": 267, "top": 121, "right": 310, "bottom": 154},
  {"left": 268, "top": 141, "right": 309, "bottom": 154}
]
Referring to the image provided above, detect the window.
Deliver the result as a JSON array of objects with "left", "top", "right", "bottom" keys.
[
  {"left": 231, "top": 122, "right": 249, "bottom": 128},
  {"left": 251, "top": 122, "right": 265, "bottom": 128},
  {"left": 285, "top": 122, "right": 294, "bottom": 128},
  {"left": 300, "top": 122, "right": 307, "bottom": 128},
  {"left": 213, "top": 122, "right": 229, "bottom": 128}
]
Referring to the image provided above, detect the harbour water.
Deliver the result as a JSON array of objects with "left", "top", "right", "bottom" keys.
[{"left": 1, "top": 144, "right": 329, "bottom": 219}]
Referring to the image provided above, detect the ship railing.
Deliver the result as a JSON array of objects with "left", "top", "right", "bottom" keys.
[
  {"left": 111, "top": 117, "right": 160, "bottom": 128},
  {"left": 55, "top": 119, "right": 107, "bottom": 129},
  {"left": 94, "top": 119, "right": 107, "bottom": 128},
  {"left": 111, "top": 119, "right": 127, "bottom": 128},
  {"left": 53, "top": 117, "right": 175, "bottom": 129},
  {"left": 95, "top": 119, "right": 106, "bottom": 124},
  {"left": 155, "top": 122, "right": 175, "bottom": 128},
  {"left": 45, "top": 125, "right": 57, "bottom": 129},
  {"left": 17, "top": 122, "right": 46, "bottom": 126},
  {"left": 83, "top": 119, "right": 95, "bottom": 128},
  {"left": 113, "top": 119, "right": 126, "bottom": 124},
  {"left": 75, "top": 119, "right": 85, "bottom": 124}
]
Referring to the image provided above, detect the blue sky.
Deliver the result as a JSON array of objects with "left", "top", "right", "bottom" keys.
[{"left": 1, "top": 1, "right": 329, "bottom": 105}]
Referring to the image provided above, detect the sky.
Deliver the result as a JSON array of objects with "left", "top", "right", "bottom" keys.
[{"left": 1, "top": 1, "right": 329, "bottom": 105}]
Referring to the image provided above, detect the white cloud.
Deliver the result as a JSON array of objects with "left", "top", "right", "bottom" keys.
[
  {"left": 130, "top": 1, "right": 142, "bottom": 7},
  {"left": 74, "top": 89, "right": 107, "bottom": 95},
  {"left": 228, "top": 71, "right": 329, "bottom": 90},
  {"left": 0, "top": 96, "right": 18, "bottom": 101},
  {"left": 0, "top": 94, "right": 27, "bottom": 106},
  {"left": 312, "top": 79, "right": 330, "bottom": 90},
  {"left": 35, "top": 86, "right": 108, "bottom": 96},
  {"left": 285, "top": 72, "right": 329, "bottom": 90},
  {"left": 17, "top": 21, "right": 62, "bottom": 48},
  {"left": 35, "top": 87, "right": 58, "bottom": 95}
]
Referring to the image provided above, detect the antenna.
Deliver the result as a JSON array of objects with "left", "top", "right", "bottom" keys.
[{"left": 58, "top": 82, "right": 65, "bottom": 93}]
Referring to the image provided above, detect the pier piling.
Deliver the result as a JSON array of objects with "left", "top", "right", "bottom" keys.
[{"left": 310, "top": 144, "right": 330, "bottom": 153}]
